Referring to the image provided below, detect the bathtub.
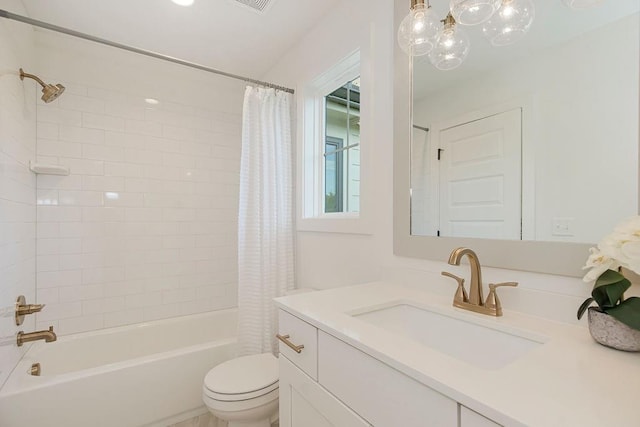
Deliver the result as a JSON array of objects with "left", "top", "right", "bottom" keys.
[{"left": 0, "top": 309, "right": 237, "bottom": 427}]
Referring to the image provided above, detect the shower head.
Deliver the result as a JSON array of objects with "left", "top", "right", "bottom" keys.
[{"left": 19, "top": 68, "right": 65, "bottom": 103}]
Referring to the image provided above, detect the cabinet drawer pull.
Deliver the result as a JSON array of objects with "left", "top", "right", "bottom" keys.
[{"left": 277, "top": 334, "right": 305, "bottom": 353}]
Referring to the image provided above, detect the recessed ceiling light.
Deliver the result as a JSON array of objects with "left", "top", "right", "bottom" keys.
[
  {"left": 145, "top": 98, "right": 160, "bottom": 105},
  {"left": 171, "top": 0, "right": 194, "bottom": 6}
]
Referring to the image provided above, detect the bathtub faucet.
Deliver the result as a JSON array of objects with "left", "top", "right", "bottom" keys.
[{"left": 17, "top": 326, "right": 57, "bottom": 346}]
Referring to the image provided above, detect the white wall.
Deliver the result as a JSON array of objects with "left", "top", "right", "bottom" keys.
[
  {"left": 0, "top": 0, "right": 37, "bottom": 388},
  {"left": 263, "top": 0, "right": 620, "bottom": 324},
  {"left": 31, "top": 32, "right": 245, "bottom": 335},
  {"left": 413, "top": 14, "right": 639, "bottom": 243}
]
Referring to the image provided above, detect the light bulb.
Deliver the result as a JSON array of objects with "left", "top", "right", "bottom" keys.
[
  {"left": 562, "top": 0, "right": 605, "bottom": 9},
  {"left": 428, "top": 14, "right": 470, "bottom": 71},
  {"left": 482, "top": 0, "right": 534, "bottom": 46},
  {"left": 398, "top": 2, "right": 440, "bottom": 56},
  {"left": 171, "top": 0, "right": 194, "bottom": 6},
  {"left": 449, "top": 0, "right": 502, "bottom": 26}
]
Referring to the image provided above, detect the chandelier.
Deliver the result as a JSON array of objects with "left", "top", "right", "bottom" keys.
[{"left": 398, "top": 0, "right": 606, "bottom": 70}]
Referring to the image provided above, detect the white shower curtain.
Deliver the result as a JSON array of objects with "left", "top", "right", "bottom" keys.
[{"left": 238, "top": 86, "right": 295, "bottom": 356}]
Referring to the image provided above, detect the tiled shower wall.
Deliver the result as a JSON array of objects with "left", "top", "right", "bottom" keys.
[
  {"left": 33, "top": 35, "right": 244, "bottom": 335},
  {"left": 0, "top": 0, "right": 36, "bottom": 387}
]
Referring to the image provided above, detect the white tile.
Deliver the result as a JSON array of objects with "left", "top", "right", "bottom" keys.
[
  {"left": 82, "top": 266, "right": 125, "bottom": 285},
  {"left": 125, "top": 119, "right": 162, "bottom": 137},
  {"left": 58, "top": 190, "right": 103, "bottom": 206},
  {"left": 82, "top": 207, "right": 125, "bottom": 222},
  {"left": 37, "top": 175, "right": 82, "bottom": 191},
  {"left": 103, "top": 279, "right": 146, "bottom": 297},
  {"left": 37, "top": 106, "right": 82, "bottom": 126},
  {"left": 59, "top": 158, "right": 104, "bottom": 176},
  {"left": 82, "top": 296, "right": 125, "bottom": 314},
  {"left": 37, "top": 139, "right": 82, "bottom": 158},
  {"left": 58, "top": 314, "right": 104, "bottom": 335},
  {"left": 125, "top": 148, "right": 162, "bottom": 165},
  {"left": 103, "top": 309, "right": 144, "bottom": 328},
  {"left": 59, "top": 284, "right": 104, "bottom": 302},
  {"left": 103, "top": 192, "right": 144, "bottom": 207},
  {"left": 162, "top": 288, "right": 195, "bottom": 304},
  {"left": 37, "top": 223, "right": 59, "bottom": 239},
  {"left": 37, "top": 255, "right": 60, "bottom": 272},
  {"left": 82, "top": 113, "right": 125, "bottom": 131},
  {"left": 59, "top": 125, "right": 105, "bottom": 145},
  {"left": 58, "top": 94, "right": 105, "bottom": 114},
  {"left": 82, "top": 144, "right": 124, "bottom": 162},
  {"left": 38, "top": 269, "right": 82, "bottom": 288},
  {"left": 82, "top": 176, "right": 125, "bottom": 192},
  {"left": 37, "top": 238, "right": 81, "bottom": 255},
  {"left": 37, "top": 206, "right": 82, "bottom": 222},
  {"left": 105, "top": 100, "right": 146, "bottom": 120},
  {"left": 35, "top": 301, "right": 82, "bottom": 321},
  {"left": 125, "top": 291, "right": 162, "bottom": 309},
  {"left": 125, "top": 208, "right": 162, "bottom": 222},
  {"left": 37, "top": 122, "right": 59, "bottom": 140}
]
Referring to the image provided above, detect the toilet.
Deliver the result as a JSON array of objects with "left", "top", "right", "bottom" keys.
[{"left": 202, "top": 352, "right": 279, "bottom": 427}]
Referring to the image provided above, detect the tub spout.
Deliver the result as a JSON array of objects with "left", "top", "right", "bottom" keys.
[{"left": 17, "top": 326, "right": 57, "bottom": 346}]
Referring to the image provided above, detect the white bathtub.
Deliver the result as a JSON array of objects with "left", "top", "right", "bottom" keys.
[{"left": 0, "top": 309, "right": 237, "bottom": 427}]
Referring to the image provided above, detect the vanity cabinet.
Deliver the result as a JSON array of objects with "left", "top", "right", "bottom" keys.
[
  {"left": 278, "top": 312, "right": 370, "bottom": 427},
  {"left": 460, "top": 407, "right": 502, "bottom": 427},
  {"left": 277, "top": 309, "right": 501, "bottom": 427}
]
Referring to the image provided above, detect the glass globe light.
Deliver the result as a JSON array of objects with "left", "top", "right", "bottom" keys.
[
  {"left": 428, "top": 13, "right": 471, "bottom": 71},
  {"left": 449, "top": 0, "right": 502, "bottom": 26},
  {"left": 562, "top": 0, "right": 605, "bottom": 9},
  {"left": 398, "top": 1, "right": 440, "bottom": 56},
  {"left": 482, "top": 0, "right": 535, "bottom": 46}
]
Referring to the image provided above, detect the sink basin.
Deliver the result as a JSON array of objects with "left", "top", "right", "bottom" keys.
[{"left": 352, "top": 303, "right": 545, "bottom": 370}]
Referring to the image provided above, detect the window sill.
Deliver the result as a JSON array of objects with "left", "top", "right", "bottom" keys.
[{"left": 297, "top": 216, "right": 372, "bottom": 235}]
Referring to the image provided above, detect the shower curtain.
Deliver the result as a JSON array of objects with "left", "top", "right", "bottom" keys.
[{"left": 238, "top": 86, "right": 295, "bottom": 356}]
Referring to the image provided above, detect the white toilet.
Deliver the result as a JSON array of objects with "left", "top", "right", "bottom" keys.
[{"left": 202, "top": 352, "right": 279, "bottom": 427}]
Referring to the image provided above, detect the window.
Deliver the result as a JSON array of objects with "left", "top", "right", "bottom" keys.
[
  {"left": 324, "top": 77, "right": 360, "bottom": 214},
  {"left": 298, "top": 50, "right": 370, "bottom": 234}
]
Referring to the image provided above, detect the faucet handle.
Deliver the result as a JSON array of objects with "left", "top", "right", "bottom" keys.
[
  {"left": 485, "top": 282, "right": 518, "bottom": 316},
  {"left": 441, "top": 271, "right": 469, "bottom": 304}
]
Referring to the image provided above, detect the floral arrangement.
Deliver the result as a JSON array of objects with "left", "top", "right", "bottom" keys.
[{"left": 577, "top": 216, "right": 640, "bottom": 330}]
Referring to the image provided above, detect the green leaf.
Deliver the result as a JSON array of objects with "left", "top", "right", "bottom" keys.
[
  {"left": 605, "top": 297, "right": 640, "bottom": 331},
  {"left": 577, "top": 298, "right": 595, "bottom": 320},
  {"left": 591, "top": 270, "right": 631, "bottom": 309}
]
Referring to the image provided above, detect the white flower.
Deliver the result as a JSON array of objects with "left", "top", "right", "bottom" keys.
[
  {"left": 583, "top": 216, "right": 640, "bottom": 282},
  {"left": 582, "top": 247, "right": 619, "bottom": 282}
]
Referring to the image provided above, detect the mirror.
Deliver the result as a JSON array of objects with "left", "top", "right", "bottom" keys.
[
  {"left": 394, "top": 0, "right": 639, "bottom": 276},
  {"left": 410, "top": 1, "right": 639, "bottom": 244}
]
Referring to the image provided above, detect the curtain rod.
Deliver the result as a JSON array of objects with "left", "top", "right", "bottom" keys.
[{"left": 0, "top": 9, "right": 295, "bottom": 94}]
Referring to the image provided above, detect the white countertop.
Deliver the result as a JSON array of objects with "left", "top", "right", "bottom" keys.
[{"left": 274, "top": 281, "right": 640, "bottom": 427}]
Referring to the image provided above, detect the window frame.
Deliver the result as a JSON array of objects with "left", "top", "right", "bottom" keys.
[{"left": 297, "top": 50, "right": 371, "bottom": 234}]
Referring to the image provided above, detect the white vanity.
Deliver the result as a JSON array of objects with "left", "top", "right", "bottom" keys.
[{"left": 275, "top": 282, "right": 639, "bottom": 427}]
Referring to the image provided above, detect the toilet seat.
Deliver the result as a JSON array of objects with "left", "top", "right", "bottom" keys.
[{"left": 203, "top": 353, "right": 279, "bottom": 402}]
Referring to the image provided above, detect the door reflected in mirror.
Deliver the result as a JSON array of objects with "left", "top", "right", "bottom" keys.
[{"left": 410, "top": 1, "right": 639, "bottom": 244}]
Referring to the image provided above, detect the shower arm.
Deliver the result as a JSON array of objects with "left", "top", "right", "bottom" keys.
[{"left": 19, "top": 69, "right": 47, "bottom": 88}]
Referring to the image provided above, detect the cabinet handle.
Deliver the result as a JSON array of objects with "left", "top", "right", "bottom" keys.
[{"left": 276, "top": 334, "right": 304, "bottom": 354}]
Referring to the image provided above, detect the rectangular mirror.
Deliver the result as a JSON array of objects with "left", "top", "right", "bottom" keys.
[{"left": 394, "top": 0, "right": 639, "bottom": 276}]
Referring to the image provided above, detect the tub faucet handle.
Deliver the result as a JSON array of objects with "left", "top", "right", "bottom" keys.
[{"left": 15, "top": 295, "right": 46, "bottom": 326}]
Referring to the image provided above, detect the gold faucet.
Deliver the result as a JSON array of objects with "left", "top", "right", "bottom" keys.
[
  {"left": 442, "top": 247, "right": 518, "bottom": 317},
  {"left": 17, "top": 326, "right": 57, "bottom": 346}
]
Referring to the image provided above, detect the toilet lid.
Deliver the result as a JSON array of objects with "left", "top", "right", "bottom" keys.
[{"left": 204, "top": 353, "right": 278, "bottom": 396}]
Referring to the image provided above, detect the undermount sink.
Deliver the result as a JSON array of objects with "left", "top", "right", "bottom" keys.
[{"left": 352, "top": 303, "right": 546, "bottom": 370}]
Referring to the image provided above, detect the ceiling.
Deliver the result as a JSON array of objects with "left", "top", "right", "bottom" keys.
[{"left": 16, "top": 0, "right": 340, "bottom": 80}]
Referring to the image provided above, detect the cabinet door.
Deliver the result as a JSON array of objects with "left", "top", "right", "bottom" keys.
[
  {"left": 279, "top": 355, "right": 370, "bottom": 427},
  {"left": 318, "top": 331, "right": 458, "bottom": 426},
  {"left": 460, "top": 406, "right": 502, "bottom": 427}
]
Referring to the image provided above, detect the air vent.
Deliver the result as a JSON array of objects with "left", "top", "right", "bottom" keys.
[{"left": 233, "top": 0, "right": 273, "bottom": 13}]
